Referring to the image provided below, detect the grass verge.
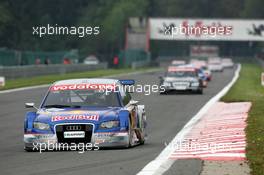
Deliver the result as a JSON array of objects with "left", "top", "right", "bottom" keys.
[
  {"left": 221, "top": 63, "right": 264, "bottom": 175},
  {"left": 0, "top": 67, "right": 159, "bottom": 90}
]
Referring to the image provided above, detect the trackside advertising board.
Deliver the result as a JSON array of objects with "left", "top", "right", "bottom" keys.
[
  {"left": 0, "top": 77, "right": 5, "bottom": 87},
  {"left": 149, "top": 18, "right": 264, "bottom": 41},
  {"left": 261, "top": 73, "right": 264, "bottom": 86},
  {"left": 190, "top": 45, "right": 219, "bottom": 57}
]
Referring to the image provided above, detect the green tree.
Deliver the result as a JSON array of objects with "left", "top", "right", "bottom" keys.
[
  {"left": 78, "top": 0, "right": 149, "bottom": 58},
  {"left": 242, "top": 0, "right": 264, "bottom": 18}
]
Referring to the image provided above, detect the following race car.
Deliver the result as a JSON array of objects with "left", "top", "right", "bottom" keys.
[
  {"left": 171, "top": 60, "right": 186, "bottom": 66},
  {"left": 197, "top": 68, "right": 209, "bottom": 87},
  {"left": 24, "top": 79, "right": 147, "bottom": 151},
  {"left": 189, "top": 59, "right": 208, "bottom": 73},
  {"left": 160, "top": 66, "right": 203, "bottom": 94},
  {"left": 221, "top": 58, "right": 234, "bottom": 68},
  {"left": 179, "top": 64, "right": 209, "bottom": 87},
  {"left": 208, "top": 57, "right": 223, "bottom": 72},
  {"left": 201, "top": 66, "right": 212, "bottom": 81}
]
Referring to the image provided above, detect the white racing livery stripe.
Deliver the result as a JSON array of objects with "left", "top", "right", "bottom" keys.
[
  {"left": 0, "top": 84, "right": 50, "bottom": 94},
  {"left": 137, "top": 64, "right": 241, "bottom": 175}
]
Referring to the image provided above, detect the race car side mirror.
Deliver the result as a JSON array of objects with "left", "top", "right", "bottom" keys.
[
  {"left": 25, "top": 103, "right": 38, "bottom": 110},
  {"left": 129, "top": 100, "right": 139, "bottom": 105},
  {"left": 25, "top": 103, "right": 34, "bottom": 108}
]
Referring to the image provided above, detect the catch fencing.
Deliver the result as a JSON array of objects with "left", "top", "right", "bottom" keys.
[{"left": 0, "top": 49, "right": 79, "bottom": 66}]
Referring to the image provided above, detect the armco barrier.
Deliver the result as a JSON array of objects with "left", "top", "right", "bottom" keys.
[
  {"left": 131, "top": 61, "right": 159, "bottom": 69},
  {"left": 0, "top": 49, "right": 79, "bottom": 66},
  {"left": 0, "top": 63, "right": 108, "bottom": 79},
  {"left": 131, "top": 61, "right": 149, "bottom": 69}
]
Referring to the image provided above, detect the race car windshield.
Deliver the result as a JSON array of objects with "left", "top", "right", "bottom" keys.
[
  {"left": 210, "top": 62, "right": 220, "bottom": 65},
  {"left": 42, "top": 89, "right": 120, "bottom": 108},
  {"left": 167, "top": 71, "right": 196, "bottom": 78}
]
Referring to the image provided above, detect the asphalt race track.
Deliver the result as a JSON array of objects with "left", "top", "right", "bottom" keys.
[{"left": 0, "top": 68, "right": 235, "bottom": 175}]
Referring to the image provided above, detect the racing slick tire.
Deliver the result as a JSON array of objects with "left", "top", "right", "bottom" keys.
[
  {"left": 138, "top": 114, "right": 146, "bottom": 145},
  {"left": 196, "top": 88, "right": 203, "bottom": 94},
  {"left": 127, "top": 116, "right": 145, "bottom": 147},
  {"left": 127, "top": 118, "right": 134, "bottom": 148},
  {"left": 160, "top": 90, "right": 168, "bottom": 95},
  {"left": 24, "top": 145, "right": 34, "bottom": 152}
]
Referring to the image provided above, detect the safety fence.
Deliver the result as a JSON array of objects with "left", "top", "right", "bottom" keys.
[
  {"left": 0, "top": 62, "right": 108, "bottom": 79},
  {"left": 118, "top": 49, "right": 151, "bottom": 68},
  {"left": 0, "top": 49, "right": 79, "bottom": 66}
]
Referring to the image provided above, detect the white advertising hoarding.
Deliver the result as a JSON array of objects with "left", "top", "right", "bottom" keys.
[
  {"left": 149, "top": 18, "right": 264, "bottom": 41},
  {"left": 190, "top": 45, "right": 219, "bottom": 57},
  {"left": 0, "top": 77, "right": 5, "bottom": 87},
  {"left": 261, "top": 73, "right": 264, "bottom": 86}
]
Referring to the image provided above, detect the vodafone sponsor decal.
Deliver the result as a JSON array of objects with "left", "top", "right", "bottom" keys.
[
  {"left": 52, "top": 114, "right": 99, "bottom": 122},
  {"left": 50, "top": 84, "right": 116, "bottom": 91}
]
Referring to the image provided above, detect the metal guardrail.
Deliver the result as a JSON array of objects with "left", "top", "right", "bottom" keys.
[
  {"left": 131, "top": 61, "right": 149, "bottom": 69},
  {"left": 257, "top": 58, "right": 264, "bottom": 68},
  {"left": 131, "top": 60, "right": 160, "bottom": 69},
  {"left": 0, "top": 62, "right": 108, "bottom": 79}
]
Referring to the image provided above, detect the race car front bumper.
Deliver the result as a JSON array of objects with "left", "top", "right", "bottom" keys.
[
  {"left": 24, "top": 131, "right": 130, "bottom": 151},
  {"left": 163, "top": 84, "right": 201, "bottom": 92}
]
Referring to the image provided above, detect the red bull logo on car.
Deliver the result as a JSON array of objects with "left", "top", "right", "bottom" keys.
[{"left": 51, "top": 114, "right": 99, "bottom": 122}]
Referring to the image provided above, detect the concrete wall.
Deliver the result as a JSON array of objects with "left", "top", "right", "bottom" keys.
[{"left": 0, "top": 63, "right": 108, "bottom": 79}]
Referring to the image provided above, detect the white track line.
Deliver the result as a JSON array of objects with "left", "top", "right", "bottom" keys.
[
  {"left": 0, "top": 84, "right": 50, "bottom": 94},
  {"left": 137, "top": 64, "right": 241, "bottom": 175},
  {"left": 0, "top": 69, "right": 161, "bottom": 94}
]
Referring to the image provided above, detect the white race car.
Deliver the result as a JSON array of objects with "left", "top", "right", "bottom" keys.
[
  {"left": 208, "top": 57, "right": 223, "bottom": 72},
  {"left": 171, "top": 60, "right": 186, "bottom": 66},
  {"left": 221, "top": 58, "right": 234, "bottom": 68}
]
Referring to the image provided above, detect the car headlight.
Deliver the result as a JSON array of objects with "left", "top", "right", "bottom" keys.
[
  {"left": 163, "top": 81, "right": 171, "bottom": 87},
  {"left": 100, "top": 121, "right": 119, "bottom": 129},
  {"left": 33, "top": 122, "right": 50, "bottom": 130},
  {"left": 191, "top": 82, "right": 200, "bottom": 86}
]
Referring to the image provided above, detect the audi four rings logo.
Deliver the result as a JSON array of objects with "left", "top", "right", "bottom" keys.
[{"left": 66, "top": 125, "right": 82, "bottom": 131}]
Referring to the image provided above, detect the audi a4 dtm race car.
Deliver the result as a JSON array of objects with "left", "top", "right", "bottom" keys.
[
  {"left": 208, "top": 57, "right": 223, "bottom": 72},
  {"left": 171, "top": 60, "right": 186, "bottom": 66},
  {"left": 189, "top": 60, "right": 212, "bottom": 81},
  {"left": 179, "top": 64, "right": 209, "bottom": 87},
  {"left": 24, "top": 79, "right": 147, "bottom": 151},
  {"left": 160, "top": 66, "right": 203, "bottom": 94}
]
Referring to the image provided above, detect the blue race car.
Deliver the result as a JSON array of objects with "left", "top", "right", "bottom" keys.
[
  {"left": 179, "top": 64, "right": 208, "bottom": 87},
  {"left": 24, "top": 79, "right": 147, "bottom": 151}
]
